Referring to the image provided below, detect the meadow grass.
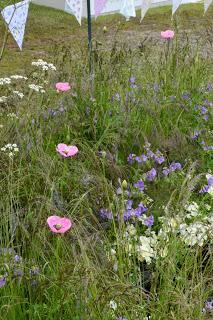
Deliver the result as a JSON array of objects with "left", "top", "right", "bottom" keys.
[{"left": 0, "top": 2, "right": 213, "bottom": 320}]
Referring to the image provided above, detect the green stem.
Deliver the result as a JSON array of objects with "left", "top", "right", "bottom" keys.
[{"left": 0, "top": 27, "right": 9, "bottom": 62}]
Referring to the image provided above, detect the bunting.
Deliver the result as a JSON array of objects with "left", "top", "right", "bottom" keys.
[
  {"left": 1, "top": 0, "right": 29, "bottom": 50},
  {"left": 95, "top": 0, "right": 108, "bottom": 18},
  {"left": 65, "top": 0, "right": 83, "bottom": 25},
  {"left": 141, "top": 0, "right": 151, "bottom": 21},
  {"left": 172, "top": 0, "right": 182, "bottom": 15},
  {"left": 120, "top": 0, "right": 136, "bottom": 20},
  {"left": 204, "top": 0, "right": 212, "bottom": 12}
]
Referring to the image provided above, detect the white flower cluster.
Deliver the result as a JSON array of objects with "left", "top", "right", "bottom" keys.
[
  {"left": 10, "top": 75, "right": 28, "bottom": 80},
  {"left": 7, "top": 113, "right": 19, "bottom": 119},
  {"left": 0, "top": 77, "right": 11, "bottom": 85},
  {"left": 29, "top": 84, "right": 45, "bottom": 93},
  {"left": 31, "top": 59, "right": 56, "bottom": 71},
  {"left": 185, "top": 202, "right": 200, "bottom": 219},
  {"left": 179, "top": 222, "right": 209, "bottom": 246},
  {"left": 0, "top": 96, "right": 7, "bottom": 103},
  {"left": 1, "top": 143, "right": 19, "bottom": 158},
  {"left": 137, "top": 233, "right": 157, "bottom": 264},
  {"left": 13, "top": 91, "right": 24, "bottom": 99}
]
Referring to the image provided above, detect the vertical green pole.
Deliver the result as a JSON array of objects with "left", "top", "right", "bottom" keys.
[{"left": 86, "top": 0, "right": 93, "bottom": 77}]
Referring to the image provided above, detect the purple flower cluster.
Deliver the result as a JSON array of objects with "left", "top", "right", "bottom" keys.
[
  {"left": 144, "top": 214, "right": 154, "bottom": 227},
  {"left": 162, "top": 162, "right": 182, "bottom": 176},
  {"left": 129, "top": 77, "right": 137, "bottom": 89},
  {"left": 146, "top": 168, "right": 157, "bottom": 181},
  {"left": 203, "top": 298, "right": 213, "bottom": 313},
  {"left": 123, "top": 201, "right": 148, "bottom": 221},
  {"left": 127, "top": 147, "right": 165, "bottom": 166},
  {"left": 43, "top": 106, "right": 65, "bottom": 120},
  {"left": 200, "top": 141, "right": 213, "bottom": 151},
  {"left": 199, "top": 175, "right": 213, "bottom": 194},
  {"left": 195, "top": 105, "right": 209, "bottom": 122},
  {"left": 134, "top": 180, "right": 145, "bottom": 192},
  {"left": 99, "top": 209, "right": 113, "bottom": 220}
]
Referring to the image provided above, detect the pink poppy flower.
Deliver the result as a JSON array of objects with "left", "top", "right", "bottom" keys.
[
  {"left": 160, "top": 30, "right": 175, "bottom": 39},
  {"left": 55, "top": 82, "right": 71, "bottom": 92},
  {"left": 47, "top": 215, "right": 72, "bottom": 234},
  {"left": 56, "top": 143, "right": 78, "bottom": 158}
]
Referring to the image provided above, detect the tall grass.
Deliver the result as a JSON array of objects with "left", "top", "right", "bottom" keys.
[{"left": 0, "top": 15, "right": 212, "bottom": 320}]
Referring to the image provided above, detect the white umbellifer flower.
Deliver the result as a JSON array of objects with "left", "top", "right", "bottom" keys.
[
  {"left": 31, "top": 59, "right": 56, "bottom": 71},
  {"left": 1, "top": 143, "right": 19, "bottom": 158},
  {"left": 7, "top": 113, "right": 19, "bottom": 119},
  {"left": 109, "top": 300, "right": 117, "bottom": 310},
  {"left": 29, "top": 84, "right": 45, "bottom": 93},
  {"left": 179, "top": 222, "right": 208, "bottom": 246},
  {"left": 111, "top": 248, "right": 116, "bottom": 256},
  {"left": 185, "top": 202, "right": 199, "bottom": 218},
  {"left": 0, "top": 77, "right": 11, "bottom": 85},
  {"left": 126, "top": 224, "right": 137, "bottom": 236},
  {"left": 10, "top": 75, "right": 28, "bottom": 80},
  {"left": 13, "top": 91, "right": 24, "bottom": 99},
  {"left": 0, "top": 96, "right": 7, "bottom": 103}
]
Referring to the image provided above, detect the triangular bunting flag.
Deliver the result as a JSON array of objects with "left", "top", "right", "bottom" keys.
[
  {"left": 1, "top": 0, "right": 29, "bottom": 50},
  {"left": 141, "top": 0, "right": 150, "bottom": 21},
  {"left": 204, "top": 0, "right": 213, "bottom": 12},
  {"left": 65, "top": 0, "right": 83, "bottom": 25},
  {"left": 172, "top": 0, "right": 182, "bottom": 15},
  {"left": 95, "top": 0, "right": 108, "bottom": 18},
  {"left": 120, "top": 0, "right": 136, "bottom": 20}
]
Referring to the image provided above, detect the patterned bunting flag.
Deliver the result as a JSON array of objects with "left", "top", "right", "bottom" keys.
[
  {"left": 95, "top": 0, "right": 108, "bottom": 18},
  {"left": 65, "top": 0, "right": 83, "bottom": 25},
  {"left": 204, "top": 0, "right": 212, "bottom": 12},
  {"left": 1, "top": 0, "right": 30, "bottom": 50},
  {"left": 141, "top": 0, "right": 150, "bottom": 21},
  {"left": 172, "top": 0, "right": 182, "bottom": 15},
  {"left": 120, "top": 0, "right": 136, "bottom": 20}
]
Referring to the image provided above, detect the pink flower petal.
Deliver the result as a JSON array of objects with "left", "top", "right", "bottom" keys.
[
  {"left": 56, "top": 144, "right": 78, "bottom": 158},
  {"left": 55, "top": 82, "right": 71, "bottom": 92},
  {"left": 47, "top": 215, "right": 72, "bottom": 234}
]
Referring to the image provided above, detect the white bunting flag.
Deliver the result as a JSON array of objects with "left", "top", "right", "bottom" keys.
[
  {"left": 95, "top": 0, "right": 108, "bottom": 18},
  {"left": 141, "top": 0, "right": 150, "bottom": 21},
  {"left": 120, "top": 0, "right": 136, "bottom": 20},
  {"left": 65, "top": 0, "right": 83, "bottom": 25},
  {"left": 172, "top": 0, "right": 182, "bottom": 15},
  {"left": 204, "top": 0, "right": 212, "bottom": 12},
  {"left": 1, "top": 0, "right": 30, "bottom": 50}
]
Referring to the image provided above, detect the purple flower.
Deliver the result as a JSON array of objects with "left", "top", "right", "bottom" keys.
[
  {"left": 129, "top": 77, "right": 135, "bottom": 84},
  {"left": 155, "top": 155, "right": 165, "bottom": 164},
  {"left": 117, "top": 317, "right": 128, "bottom": 320},
  {"left": 112, "top": 93, "right": 121, "bottom": 102},
  {"left": 141, "top": 154, "right": 148, "bottom": 162},
  {"left": 144, "top": 214, "right": 154, "bottom": 227},
  {"left": 203, "top": 299, "right": 213, "bottom": 313},
  {"left": 169, "top": 162, "right": 182, "bottom": 172},
  {"left": 122, "top": 210, "right": 133, "bottom": 221},
  {"left": 135, "top": 156, "right": 143, "bottom": 163},
  {"left": 182, "top": 92, "right": 190, "bottom": 100},
  {"left": 170, "top": 95, "right": 176, "bottom": 101},
  {"left": 0, "top": 276, "right": 7, "bottom": 288},
  {"left": 134, "top": 180, "right": 145, "bottom": 191},
  {"left": 191, "top": 131, "right": 200, "bottom": 140},
  {"left": 30, "top": 267, "right": 40, "bottom": 276},
  {"left": 147, "top": 150, "right": 155, "bottom": 159},
  {"left": 14, "top": 255, "right": 22, "bottom": 263},
  {"left": 199, "top": 185, "right": 209, "bottom": 194},
  {"left": 99, "top": 209, "right": 112, "bottom": 220},
  {"left": 13, "top": 268, "right": 24, "bottom": 277},
  {"left": 135, "top": 203, "right": 147, "bottom": 216},
  {"left": 208, "top": 176, "right": 213, "bottom": 186},
  {"left": 203, "top": 115, "right": 208, "bottom": 121},
  {"left": 127, "top": 153, "right": 135, "bottom": 164},
  {"left": 199, "top": 106, "right": 207, "bottom": 115},
  {"left": 162, "top": 168, "right": 170, "bottom": 176},
  {"left": 146, "top": 168, "right": 157, "bottom": 181},
  {"left": 126, "top": 200, "right": 133, "bottom": 210},
  {"left": 207, "top": 82, "right": 213, "bottom": 91}
]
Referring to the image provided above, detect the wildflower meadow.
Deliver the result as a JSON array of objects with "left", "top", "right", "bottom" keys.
[{"left": 0, "top": 2, "right": 212, "bottom": 320}]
